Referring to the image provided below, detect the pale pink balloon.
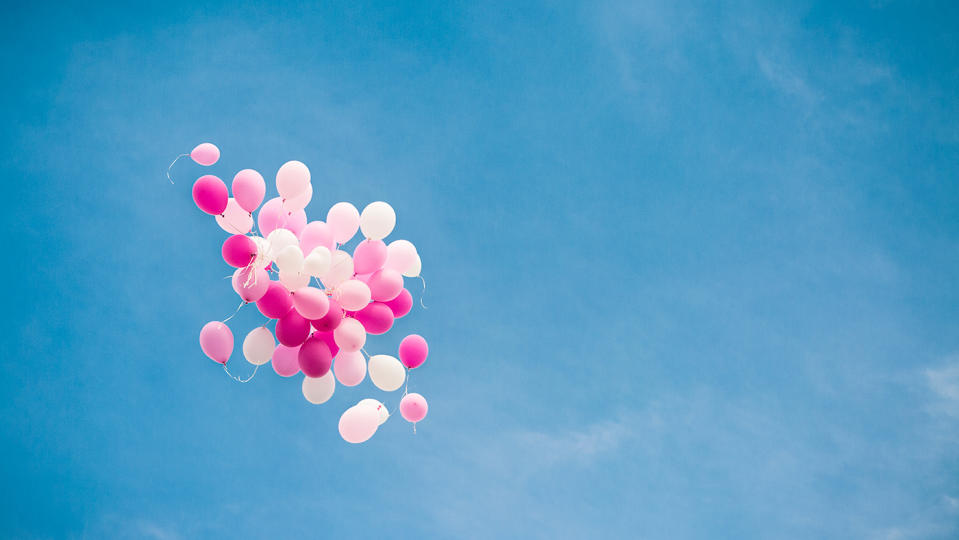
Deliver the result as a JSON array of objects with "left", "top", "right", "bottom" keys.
[
  {"left": 199, "top": 321, "right": 233, "bottom": 364},
  {"left": 299, "top": 221, "right": 335, "bottom": 254},
  {"left": 298, "top": 334, "right": 333, "bottom": 378},
  {"left": 385, "top": 240, "right": 417, "bottom": 273},
  {"left": 232, "top": 169, "right": 266, "bottom": 212},
  {"left": 190, "top": 142, "right": 220, "bottom": 166},
  {"left": 336, "top": 279, "right": 371, "bottom": 311},
  {"left": 222, "top": 234, "right": 257, "bottom": 268},
  {"left": 333, "top": 318, "right": 366, "bottom": 353},
  {"left": 384, "top": 288, "right": 413, "bottom": 318},
  {"left": 333, "top": 350, "right": 366, "bottom": 386},
  {"left": 258, "top": 197, "right": 308, "bottom": 236},
  {"left": 353, "top": 239, "right": 388, "bottom": 274},
  {"left": 338, "top": 405, "right": 379, "bottom": 443},
  {"left": 271, "top": 344, "right": 301, "bottom": 377},
  {"left": 232, "top": 266, "right": 270, "bottom": 302},
  {"left": 310, "top": 298, "right": 343, "bottom": 332},
  {"left": 353, "top": 271, "right": 373, "bottom": 284},
  {"left": 276, "top": 160, "right": 311, "bottom": 199},
  {"left": 400, "top": 393, "right": 428, "bottom": 423},
  {"left": 354, "top": 302, "right": 394, "bottom": 335},
  {"left": 368, "top": 268, "right": 403, "bottom": 302},
  {"left": 192, "top": 175, "right": 228, "bottom": 215},
  {"left": 398, "top": 334, "right": 428, "bottom": 369},
  {"left": 292, "top": 287, "right": 330, "bottom": 319},
  {"left": 216, "top": 198, "right": 253, "bottom": 234},
  {"left": 256, "top": 281, "right": 293, "bottom": 319},
  {"left": 283, "top": 183, "right": 312, "bottom": 212},
  {"left": 327, "top": 202, "right": 360, "bottom": 244},
  {"left": 276, "top": 309, "right": 311, "bottom": 346}
]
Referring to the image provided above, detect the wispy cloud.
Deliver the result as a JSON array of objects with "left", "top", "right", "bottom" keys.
[{"left": 925, "top": 359, "right": 959, "bottom": 417}]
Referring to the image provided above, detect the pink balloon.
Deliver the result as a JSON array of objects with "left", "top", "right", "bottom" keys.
[
  {"left": 333, "top": 318, "right": 366, "bottom": 353},
  {"left": 398, "top": 334, "right": 428, "bottom": 369},
  {"left": 276, "top": 309, "right": 311, "bottom": 346},
  {"left": 291, "top": 287, "right": 330, "bottom": 319},
  {"left": 232, "top": 169, "right": 266, "bottom": 212},
  {"left": 310, "top": 298, "right": 343, "bottom": 332},
  {"left": 298, "top": 334, "right": 333, "bottom": 377},
  {"left": 333, "top": 350, "right": 366, "bottom": 386},
  {"left": 222, "top": 235, "right": 257, "bottom": 268},
  {"left": 338, "top": 405, "right": 379, "bottom": 443},
  {"left": 276, "top": 160, "right": 311, "bottom": 199},
  {"left": 336, "top": 279, "right": 371, "bottom": 311},
  {"left": 215, "top": 198, "right": 253, "bottom": 234},
  {"left": 199, "top": 321, "right": 233, "bottom": 364},
  {"left": 354, "top": 302, "right": 394, "bottom": 335},
  {"left": 384, "top": 288, "right": 413, "bottom": 318},
  {"left": 271, "top": 344, "right": 301, "bottom": 377},
  {"left": 353, "top": 239, "right": 387, "bottom": 274},
  {"left": 299, "top": 221, "right": 335, "bottom": 254},
  {"left": 368, "top": 268, "right": 403, "bottom": 302},
  {"left": 256, "top": 281, "right": 293, "bottom": 319},
  {"left": 327, "top": 202, "right": 360, "bottom": 244},
  {"left": 192, "top": 175, "right": 229, "bottom": 215},
  {"left": 283, "top": 183, "right": 312, "bottom": 212},
  {"left": 190, "top": 142, "right": 220, "bottom": 166},
  {"left": 258, "top": 197, "right": 308, "bottom": 236},
  {"left": 231, "top": 266, "right": 270, "bottom": 302},
  {"left": 353, "top": 272, "right": 373, "bottom": 284},
  {"left": 385, "top": 240, "right": 418, "bottom": 273},
  {"left": 313, "top": 330, "right": 340, "bottom": 357},
  {"left": 400, "top": 393, "right": 428, "bottom": 423}
]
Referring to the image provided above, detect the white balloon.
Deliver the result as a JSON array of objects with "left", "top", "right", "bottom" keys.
[
  {"left": 302, "top": 247, "right": 332, "bottom": 277},
  {"left": 302, "top": 372, "right": 335, "bottom": 404},
  {"left": 279, "top": 270, "right": 310, "bottom": 290},
  {"left": 266, "top": 228, "right": 298, "bottom": 261},
  {"left": 276, "top": 245, "right": 304, "bottom": 273},
  {"left": 338, "top": 404, "right": 379, "bottom": 443},
  {"left": 368, "top": 354, "right": 405, "bottom": 392},
  {"left": 333, "top": 350, "right": 367, "bottom": 386},
  {"left": 321, "top": 250, "right": 354, "bottom": 288},
  {"left": 242, "top": 327, "right": 275, "bottom": 366},
  {"left": 276, "top": 160, "right": 311, "bottom": 199},
  {"left": 216, "top": 198, "right": 253, "bottom": 234},
  {"left": 403, "top": 253, "right": 421, "bottom": 278},
  {"left": 360, "top": 201, "right": 396, "bottom": 240},
  {"left": 384, "top": 239, "right": 417, "bottom": 274},
  {"left": 357, "top": 398, "right": 389, "bottom": 425},
  {"left": 283, "top": 183, "right": 312, "bottom": 212}
]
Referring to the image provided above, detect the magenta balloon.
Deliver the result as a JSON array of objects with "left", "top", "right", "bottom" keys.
[
  {"left": 258, "top": 197, "right": 307, "bottom": 236},
  {"left": 291, "top": 287, "right": 330, "bottom": 319},
  {"left": 299, "top": 221, "right": 335, "bottom": 254},
  {"left": 354, "top": 302, "right": 394, "bottom": 335},
  {"left": 384, "top": 288, "right": 413, "bottom": 318},
  {"left": 192, "top": 175, "right": 229, "bottom": 215},
  {"left": 398, "top": 334, "right": 428, "bottom": 369},
  {"left": 313, "top": 331, "right": 340, "bottom": 357},
  {"left": 222, "top": 234, "right": 257, "bottom": 268},
  {"left": 352, "top": 239, "right": 387, "bottom": 274},
  {"left": 399, "top": 393, "right": 428, "bottom": 423},
  {"left": 199, "top": 321, "right": 233, "bottom": 364},
  {"left": 256, "top": 281, "right": 293, "bottom": 319},
  {"left": 232, "top": 266, "right": 270, "bottom": 302},
  {"left": 310, "top": 297, "right": 344, "bottom": 332},
  {"left": 190, "top": 143, "right": 220, "bottom": 166},
  {"left": 276, "top": 309, "right": 311, "bottom": 346},
  {"left": 232, "top": 169, "right": 266, "bottom": 212},
  {"left": 298, "top": 334, "right": 333, "bottom": 377},
  {"left": 271, "top": 344, "right": 301, "bottom": 377},
  {"left": 368, "top": 268, "right": 403, "bottom": 302}
]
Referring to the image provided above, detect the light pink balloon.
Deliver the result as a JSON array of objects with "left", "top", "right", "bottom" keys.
[
  {"left": 222, "top": 235, "right": 257, "bottom": 268},
  {"left": 276, "top": 160, "right": 311, "bottom": 199},
  {"left": 384, "top": 288, "right": 413, "bottom": 318},
  {"left": 398, "top": 334, "right": 428, "bottom": 369},
  {"left": 232, "top": 266, "right": 270, "bottom": 302},
  {"left": 192, "top": 175, "right": 229, "bottom": 215},
  {"left": 338, "top": 405, "right": 379, "bottom": 443},
  {"left": 385, "top": 240, "right": 417, "bottom": 273},
  {"left": 354, "top": 302, "right": 394, "bottom": 335},
  {"left": 190, "top": 143, "right": 220, "bottom": 166},
  {"left": 292, "top": 287, "right": 330, "bottom": 319},
  {"left": 258, "top": 197, "right": 307, "bottom": 236},
  {"left": 256, "top": 281, "right": 293, "bottom": 319},
  {"left": 333, "top": 350, "right": 366, "bottom": 386},
  {"left": 299, "top": 221, "right": 335, "bottom": 254},
  {"left": 216, "top": 198, "right": 253, "bottom": 234},
  {"left": 299, "top": 334, "right": 333, "bottom": 378},
  {"left": 310, "top": 298, "right": 343, "bottom": 332},
  {"left": 327, "top": 202, "right": 360, "bottom": 244},
  {"left": 283, "top": 183, "right": 312, "bottom": 212},
  {"left": 276, "top": 309, "right": 311, "bottom": 346},
  {"left": 333, "top": 318, "right": 366, "bottom": 353},
  {"left": 336, "top": 279, "right": 371, "bottom": 311},
  {"left": 353, "top": 239, "right": 388, "bottom": 274},
  {"left": 199, "top": 321, "right": 233, "bottom": 364},
  {"left": 272, "top": 344, "right": 301, "bottom": 377},
  {"left": 368, "top": 268, "right": 403, "bottom": 302},
  {"left": 232, "top": 169, "right": 266, "bottom": 212},
  {"left": 400, "top": 393, "right": 428, "bottom": 423}
]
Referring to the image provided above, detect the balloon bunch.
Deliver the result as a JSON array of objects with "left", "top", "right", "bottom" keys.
[{"left": 175, "top": 143, "right": 430, "bottom": 443}]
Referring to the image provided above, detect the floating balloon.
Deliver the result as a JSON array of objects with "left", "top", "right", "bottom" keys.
[
  {"left": 321, "top": 250, "right": 354, "bottom": 288},
  {"left": 232, "top": 169, "right": 266, "bottom": 212},
  {"left": 193, "top": 175, "right": 229, "bottom": 215},
  {"left": 399, "top": 334, "right": 428, "bottom": 369},
  {"left": 333, "top": 318, "right": 366, "bottom": 353},
  {"left": 310, "top": 298, "right": 344, "bottom": 332},
  {"left": 400, "top": 393, "right": 428, "bottom": 423},
  {"left": 353, "top": 239, "right": 387, "bottom": 274},
  {"left": 276, "top": 309, "right": 311, "bottom": 347},
  {"left": 276, "top": 160, "right": 311, "bottom": 199},
  {"left": 302, "top": 372, "right": 335, "bottom": 404},
  {"left": 216, "top": 198, "right": 253, "bottom": 234},
  {"left": 384, "top": 288, "right": 413, "bottom": 318},
  {"left": 232, "top": 266, "right": 270, "bottom": 302},
  {"left": 403, "top": 253, "right": 422, "bottom": 278},
  {"left": 299, "top": 334, "right": 333, "bottom": 378},
  {"left": 292, "top": 287, "right": 329, "bottom": 319},
  {"left": 313, "top": 330, "right": 340, "bottom": 358},
  {"left": 368, "top": 269, "right": 403, "bottom": 302},
  {"left": 327, "top": 202, "right": 360, "bottom": 244},
  {"left": 299, "top": 221, "right": 335, "bottom": 255},
  {"left": 333, "top": 350, "right": 366, "bottom": 386},
  {"left": 266, "top": 227, "right": 299, "bottom": 261},
  {"left": 259, "top": 197, "right": 307, "bottom": 236},
  {"left": 360, "top": 201, "right": 396, "bottom": 240},
  {"left": 256, "top": 281, "right": 293, "bottom": 319},
  {"left": 191, "top": 143, "right": 220, "bottom": 166},
  {"left": 336, "top": 279, "right": 372, "bottom": 311},
  {"left": 243, "top": 326, "right": 275, "bottom": 365},
  {"left": 357, "top": 398, "right": 389, "bottom": 425},
  {"left": 199, "top": 321, "right": 233, "bottom": 364},
  {"left": 272, "top": 344, "right": 302, "bottom": 377},
  {"left": 222, "top": 234, "right": 257, "bottom": 268},
  {"left": 368, "top": 354, "right": 405, "bottom": 391},
  {"left": 354, "top": 302, "right": 394, "bottom": 335},
  {"left": 275, "top": 245, "right": 304, "bottom": 273},
  {"left": 302, "top": 247, "right": 332, "bottom": 277},
  {"left": 385, "top": 240, "right": 417, "bottom": 274},
  {"left": 283, "top": 182, "right": 312, "bottom": 212},
  {"left": 339, "top": 404, "right": 379, "bottom": 443},
  {"left": 278, "top": 269, "right": 310, "bottom": 291}
]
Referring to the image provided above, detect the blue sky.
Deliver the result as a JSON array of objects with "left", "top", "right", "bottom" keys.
[{"left": 2, "top": 1, "right": 959, "bottom": 538}]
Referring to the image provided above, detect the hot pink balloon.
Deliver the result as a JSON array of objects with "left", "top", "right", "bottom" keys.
[
  {"left": 368, "top": 268, "right": 403, "bottom": 302},
  {"left": 400, "top": 393, "right": 428, "bottom": 423},
  {"left": 327, "top": 202, "right": 360, "bottom": 244},
  {"left": 333, "top": 350, "right": 366, "bottom": 386},
  {"left": 291, "top": 287, "right": 330, "bottom": 319},
  {"left": 384, "top": 288, "right": 413, "bottom": 318},
  {"left": 222, "top": 234, "right": 257, "bottom": 268},
  {"left": 353, "top": 239, "right": 387, "bottom": 274},
  {"left": 271, "top": 344, "right": 301, "bottom": 377},
  {"left": 313, "top": 331, "right": 340, "bottom": 357},
  {"left": 354, "top": 302, "right": 394, "bottom": 335},
  {"left": 256, "top": 281, "right": 293, "bottom": 319},
  {"left": 298, "top": 334, "right": 333, "bottom": 378},
  {"left": 333, "top": 318, "right": 366, "bottom": 353},
  {"left": 310, "top": 298, "right": 343, "bottom": 332},
  {"left": 339, "top": 405, "right": 379, "bottom": 443},
  {"left": 190, "top": 142, "right": 220, "bottom": 166},
  {"left": 232, "top": 169, "right": 266, "bottom": 212},
  {"left": 199, "top": 321, "right": 233, "bottom": 364},
  {"left": 231, "top": 266, "right": 270, "bottom": 302},
  {"left": 192, "top": 175, "right": 229, "bottom": 215},
  {"left": 276, "top": 160, "right": 311, "bottom": 199},
  {"left": 276, "top": 309, "right": 311, "bottom": 346},
  {"left": 258, "top": 197, "right": 308, "bottom": 236},
  {"left": 399, "top": 334, "right": 428, "bottom": 369},
  {"left": 299, "top": 221, "right": 335, "bottom": 254}
]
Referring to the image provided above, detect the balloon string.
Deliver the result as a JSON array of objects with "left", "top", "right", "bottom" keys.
[
  {"left": 221, "top": 300, "right": 245, "bottom": 323},
  {"left": 166, "top": 154, "right": 188, "bottom": 184},
  {"left": 223, "top": 362, "right": 258, "bottom": 383},
  {"left": 418, "top": 276, "right": 428, "bottom": 309}
]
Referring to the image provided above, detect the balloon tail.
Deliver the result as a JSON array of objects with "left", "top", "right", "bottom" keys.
[
  {"left": 221, "top": 300, "right": 245, "bottom": 323},
  {"left": 413, "top": 422, "right": 417, "bottom": 435},
  {"left": 418, "top": 276, "right": 428, "bottom": 309},
  {"left": 166, "top": 153, "right": 188, "bottom": 184},
  {"left": 223, "top": 362, "right": 258, "bottom": 383}
]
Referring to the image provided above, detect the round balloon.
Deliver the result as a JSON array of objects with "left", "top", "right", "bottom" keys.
[
  {"left": 338, "top": 404, "right": 379, "bottom": 443},
  {"left": 299, "top": 221, "right": 335, "bottom": 255},
  {"left": 367, "top": 268, "right": 403, "bottom": 302},
  {"left": 359, "top": 201, "right": 395, "bottom": 240},
  {"left": 384, "top": 288, "right": 413, "bottom": 318},
  {"left": 333, "top": 350, "right": 366, "bottom": 386},
  {"left": 256, "top": 281, "right": 293, "bottom": 319},
  {"left": 291, "top": 287, "right": 329, "bottom": 319},
  {"left": 385, "top": 240, "right": 417, "bottom": 274},
  {"left": 299, "top": 334, "right": 333, "bottom": 378},
  {"left": 398, "top": 334, "right": 428, "bottom": 369},
  {"left": 302, "top": 247, "right": 332, "bottom": 277},
  {"left": 190, "top": 143, "right": 220, "bottom": 166},
  {"left": 400, "top": 393, "right": 428, "bottom": 423},
  {"left": 327, "top": 202, "right": 360, "bottom": 244},
  {"left": 231, "top": 266, "right": 270, "bottom": 302},
  {"left": 275, "top": 245, "right": 304, "bottom": 273},
  {"left": 320, "top": 250, "right": 354, "bottom": 288},
  {"left": 353, "top": 239, "right": 387, "bottom": 274},
  {"left": 222, "top": 235, "right": 257, "bottom": 268},
  {"left": 336, "top": 279, "right": 371, "bottom": 311},
  {"left": 368, "top": 354, "right": 405, "bottom": 391},
  {"left": 333, "top": 318, "right": 366, "bottom": 353},
  {"left": 193, "top": 175, "right": 229, "bottom": 215},
  {"left": 243, "top": 326, "right": 275, "bottom": 366},
  {"left": 283, "top": 182, "right": 312, "bottom": 212},
  {"left": 354, "top": 302, "right": 394, "bottom": 335},
  {"left": 271, "top": 344, "right": 301, "bottom": 377},
  {"left": 199, "top": 321, "right": 233, "bottom": 364},
  {"left": 357, "top": 398, "right": 389, "bottom": 425},
  {"left": 232, "top": 169, "right": 266, "bottom": 212},
  {"left": 310, "top": 298, "right": 344, "bottom": 332},
  {"left": 276, "top": 309, "right": 311, "bottom": 346},
  {"left": 302, "top": 372, "right": 335, "bottom": 404},
  {"left": 276, "top": 160, "right": 311, "bottom": 199}
]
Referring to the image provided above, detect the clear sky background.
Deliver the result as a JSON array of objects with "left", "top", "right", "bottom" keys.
[{"left": 2, "top": 1, "right": 958, "bottom": 538}]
